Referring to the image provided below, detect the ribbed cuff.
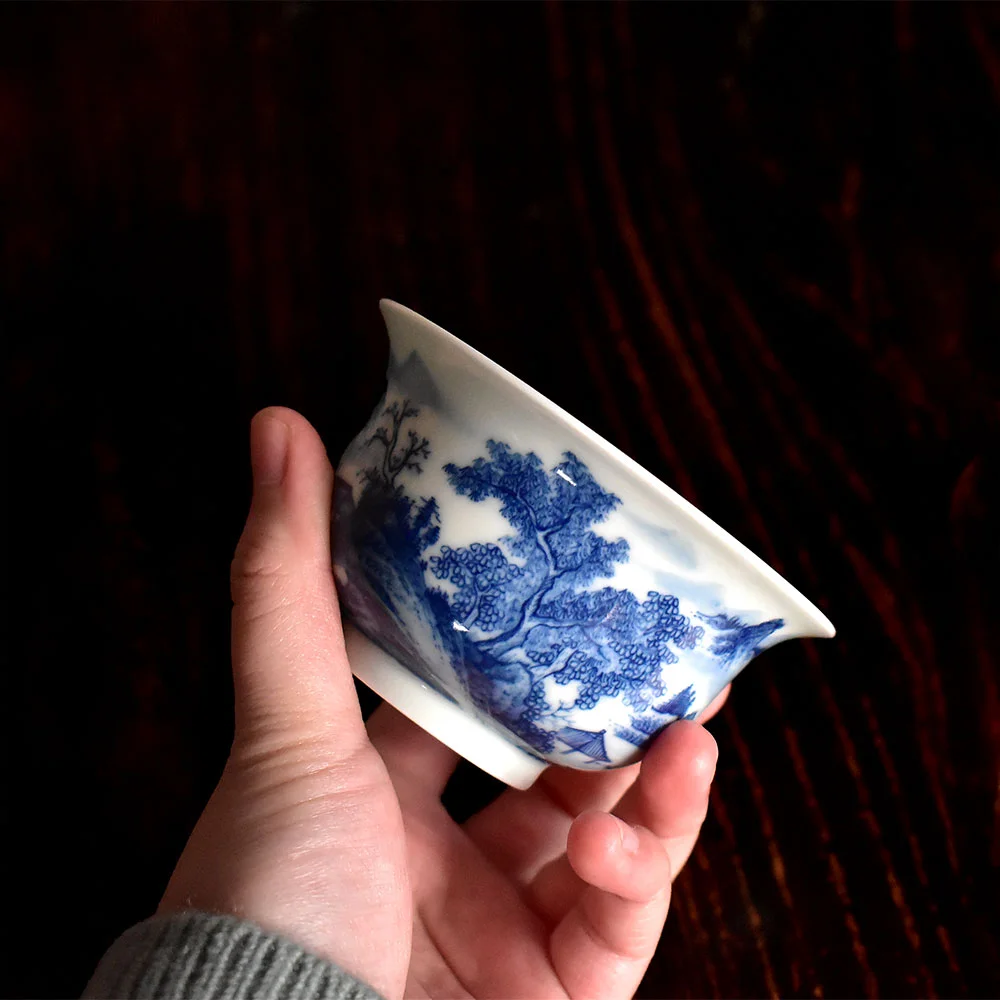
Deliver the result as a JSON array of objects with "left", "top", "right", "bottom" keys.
[{"left": 83, "top": 911, "right": 385, "bottom": 1000}]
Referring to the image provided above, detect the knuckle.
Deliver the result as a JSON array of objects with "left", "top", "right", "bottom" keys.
[
  {"left": 230, "top": 531, "right": 289, "bottom": 602},
  {"left": 225, "top": 730, "right": 386, "bottom": 821}
]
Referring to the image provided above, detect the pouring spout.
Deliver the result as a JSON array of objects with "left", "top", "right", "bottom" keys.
[{"left": 771, "top": 595, "right": 836, "bottom": 644}]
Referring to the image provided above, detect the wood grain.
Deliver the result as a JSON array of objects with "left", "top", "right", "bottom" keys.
[{"left": 3, "top": 3, "right": 998, "bottom": 997}]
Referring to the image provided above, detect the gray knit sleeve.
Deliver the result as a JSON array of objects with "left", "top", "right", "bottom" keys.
[{"left": 83, "top": 911, "right": 385, "bottom": 1000}]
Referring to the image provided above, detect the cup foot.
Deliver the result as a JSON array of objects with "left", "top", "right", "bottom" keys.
[{"left": 344, "top": 625, "right": 550, "bottom": 790}]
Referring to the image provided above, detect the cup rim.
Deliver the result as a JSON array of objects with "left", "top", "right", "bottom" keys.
[{"left": 380, "top": 298, "right": 836, "bottom": 640}]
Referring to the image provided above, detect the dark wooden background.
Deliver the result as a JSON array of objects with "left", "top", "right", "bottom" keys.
[{"left": 4, "top": 3, "right": 999, "bottom": 998}]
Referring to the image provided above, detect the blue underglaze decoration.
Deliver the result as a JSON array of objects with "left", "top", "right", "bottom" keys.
[
  {"left": 335, "top": 398, "right": 784, "bottom": 766},
  {"left": 386, "top": 349, "right": 445, "bottom": 413}
]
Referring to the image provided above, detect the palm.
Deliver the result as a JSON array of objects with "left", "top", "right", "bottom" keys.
[{"left": 367, "top": 705, "right": 720, "bottom": 1000}]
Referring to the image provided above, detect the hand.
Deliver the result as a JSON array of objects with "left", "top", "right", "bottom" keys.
[{"left": 160, "top": 407, "right": 725, "bottom": 1000}]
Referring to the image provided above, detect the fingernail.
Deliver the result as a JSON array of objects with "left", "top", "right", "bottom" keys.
[
  {"left": 251, "top": 412, "right": 289, "bottom": 487},
  {"left": 617, "top": 818, "right": 640, "bottom": 855}
]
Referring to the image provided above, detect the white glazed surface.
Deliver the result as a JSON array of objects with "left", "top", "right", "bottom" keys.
[{"left": 333, "top": 301, "right": 834, "bottom": 786}]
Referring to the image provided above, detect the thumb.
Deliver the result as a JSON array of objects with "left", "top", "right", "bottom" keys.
[{"left": 230, "top": 407, "right": 365, "bottom": 750}]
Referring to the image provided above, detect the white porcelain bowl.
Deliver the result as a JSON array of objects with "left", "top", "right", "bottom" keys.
[{"left": 333, "top": 301, "right": 835, "bottom": 788}]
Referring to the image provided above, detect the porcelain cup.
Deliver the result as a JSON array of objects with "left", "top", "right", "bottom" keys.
[{"left": 333, "top": 301, "right": 835, "bottom": 788}]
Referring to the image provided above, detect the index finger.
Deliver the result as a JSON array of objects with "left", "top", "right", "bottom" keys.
[{"left": 463, "top": 684, "right": 730, "bottom": 882}]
